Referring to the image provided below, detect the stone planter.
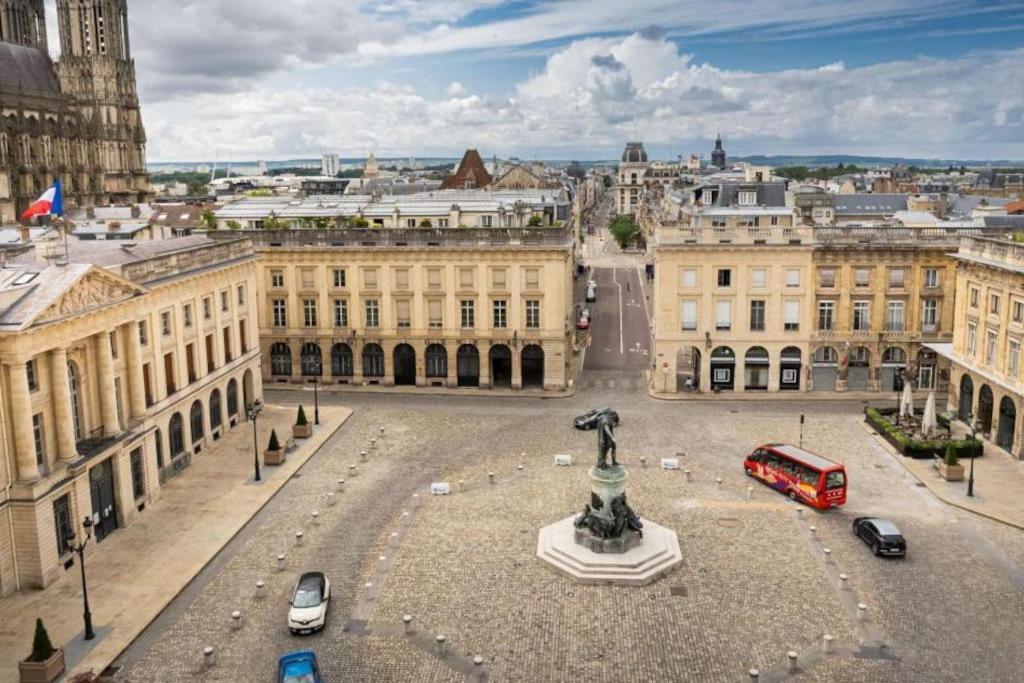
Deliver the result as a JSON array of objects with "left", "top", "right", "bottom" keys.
[
  {"left": 264, "top": 448, "right": 286, "bottom": 466},
  {"left": 19, "top": 648, "right": 65, "bottom": 683},
  {"left": 292, "top": 423, "right": 312, "bottom": 439},
  {"left": 939, "top": 462, "right": 964, "bottom": 481}
]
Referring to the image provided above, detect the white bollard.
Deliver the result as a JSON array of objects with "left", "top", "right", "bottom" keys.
[
  {"left": 715, "top": 477, "right": 723, "bottom": 487},
  {"left": 380, "top": 426, "right": 385, "bottom": 436},
  {"left": 795, "top": 508, "right": 803, "bottom": 516},
  {"left": 389, "top": 532, "right": 399, "bottom": 547},
  {"left": 822, "top": 634, "right": 834, "bottom": 653},
  {"left": 640, "top": 456, "right": 647, "bottom": 468},
  {"left": 379, "top": 555, "right": 386, "bottom": 563},
  {"left": 747, "top": 485, "right": 754, "bottom": 500},
  {"left": 203, "top": 646, "right": 216, "bottom": 667},
  {"left": 748, "top": 669, "right": 759, "bottom": 681},
  {"left": 371, "top": 438, "right": 378, "bottom": 450},
  {"left": 436, "top": 634, "right": 447, "bottom": 655},
  {"left": 808, "top": 525, "right": 817, "bottom": 537},
  {"left": 277, "top": 554, "right": 286, "bottom": 571},
  {"left": 403, "top": 614, "right": 413, "bottom": 634},
  {"left": 459, "top": 479, "right": 466, "bottom": 492},
  {"left": 349, "top": 463, "right": 357, "bottom": 476},
  {"left": 295, "top": 531, "right": 304, "bottom": 545},
  {"left": 473, "top": 655, "right": 484, "bottom": 666},
  {"left": 823, "top": 548, "right": 831, "bottom": 562},
  {"left": 517, "top": 464, "right": 524, "bottom": 471},
  {"left": 488, "top": 472, "right": 495, "bottom": 484},
  {"left": 787, "top": 651, "right": 798, "bottom": 674},
  {"left": 360, "top": 450, "right": 368, "bottom": 462},
  {"left": 231, "top": 610, "right": 243, "bottom": 630},
  {"left": 857, "top": 603, "right": 867, "bottom": 621},
  {"left": 311, "top": 510, "right": 320, "bottom": 525},
  {"left": 839, "top": 573, "right": 849, "bottom": 589},
  {"left": 255, "top": 580, "right": 266, "bottom": 598},
  {"left": 326, "top": 492, "right": 336, "bottom": 507},
  {"left": 336, "top": 478, "right": 346, "bottom": 492},
  {"left": 684, "top": 469, "right": 692, "bottom": 482}
]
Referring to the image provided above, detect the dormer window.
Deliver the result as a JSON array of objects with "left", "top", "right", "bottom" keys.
[{"left": 738, "top": 191, "right": 757, "bottom": 206}]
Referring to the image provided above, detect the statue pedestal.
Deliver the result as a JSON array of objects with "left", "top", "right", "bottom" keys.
[{"left": 574, "top": 465, "right": 641, "bottom": 553}]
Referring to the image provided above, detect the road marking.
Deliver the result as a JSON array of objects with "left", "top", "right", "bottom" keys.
[{"left": 613, "top": 265, "right": 624, "bottom": 354}]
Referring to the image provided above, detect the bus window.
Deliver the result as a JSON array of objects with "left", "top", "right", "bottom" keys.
[
  {"left": 800, "top": 467, "right": 818, "bottom": 485},
  {"left": 826, "top": 471, "right": 846, "bottom": 489}
]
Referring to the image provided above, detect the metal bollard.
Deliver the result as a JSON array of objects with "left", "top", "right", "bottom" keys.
[
  {"left": 349, "top": 463, "right": 357, "bottom": 476},
  {"left": 436, "top": 634, "right": 447, "bottom": 655},
  {"left": 403, "top": 614, "right": 413, "bottom": 634},
  {"left": 203, "top": 646, "right": 216, "bottom": 667},
  {"left": 277, "top": 554, "right": 286, "bottom": 571},
  {"left": 823, "top": 548, "right": 831, "bottom": 562},
  {"left": 746, "top": 485, "right": 754, "bottom": 500},
  {"left": 822, "top": 634, "right": 834, "bottom": 653},
  {"left": 715, "top": 477, "right": 723, "bottom": 487},
  {"left": 787, "top": 651, "right": 798, "bottom": 674},
  {"left": 326, "top": 492, "right": 336, "bottom": 507},
  {"left": 380, "top": 426, "right": 386, "bottom": 436},
  {"left": 295, "top": 531, "right": 304, "bottom": 546},
  {"left": 808, "top": 525, "right": 817, "bottom": 537},
  {"left": 360, "top": 450, "right": 368, "bottom": 462},
  {"left": 370, "top": 438, "right": 378, "bottom": 450},
  {"left": 857, "top": 603, "right": 867, "bottom": 621},
  {"left": 684, "top": 469, "right": 692, "bottom": 482},
  {"left": 255, "top": 580, "right": 266, "bottom": 598},
  {"left": 337, "top": 478, "right": 346, "bottom": 492},
  {"left": 839, "top": 573, "right": 849, "bottom": 589},
  {"left": 231, "top": 610, "right": 243, "bottom": 630},
  {"left": 517, "top": 464, "right": 524, "bottom": 471},
  {"left": 640, "top": 456, "right": 647, "bottom": 468},
  {"left": 473, "top": 655, "right": 484, "bottom": 667},
  {"left": 748, "top": 668, "right": 759, "bottom": 681},
  {"left": 795, "top": 508, "right": 803, "bottom": 516},
  {"left": 488, "top": 472, "right": 495, "bottom": 484},
  {"left": 311, "top": 510, "right": 320, "bottom": 525}
]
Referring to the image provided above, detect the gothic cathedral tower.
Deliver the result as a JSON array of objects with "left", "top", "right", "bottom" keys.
[
  {"left": 0, "top": 0, "right": 48, "bottom": 49},
  {"left": 54, "top": 0, "right": 150, "bottom": 205}
]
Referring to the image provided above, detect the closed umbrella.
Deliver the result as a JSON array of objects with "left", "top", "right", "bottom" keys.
[
  {"left": 922, "top": 391, "right": 938, "bottom": 438},
  {"left": 899, "top": 380, "right": 914, "bottom": 421}
]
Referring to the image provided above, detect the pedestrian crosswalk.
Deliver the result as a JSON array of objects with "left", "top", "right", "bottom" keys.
[{"left": 578, "top": 375, "right": 648, "bottom": 392}]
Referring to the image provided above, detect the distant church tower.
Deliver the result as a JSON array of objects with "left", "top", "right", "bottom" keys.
[
  {"left": 711, "top": 134, "right": 727, "bottom": 168},
  {"left": 0, "top": 0, "right": 48, "bottom": 49},
  {"left": 54, "top": 0, "right": 151, "bottom": 205}
]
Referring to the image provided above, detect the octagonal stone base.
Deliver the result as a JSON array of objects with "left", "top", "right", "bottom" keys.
[
  {"left": 537, "top": 515, "right": 682, "bottom": 586},
  {"left": 574, "top": 527, "right": 643, "bottom": 554}
]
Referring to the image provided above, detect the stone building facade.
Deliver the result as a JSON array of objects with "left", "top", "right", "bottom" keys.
[
  {"left": 0, "top": 235, "right": 261, "bottom": 596},
  {"left": 226, "top": 228, "right": 575, "bottom": 392},
  {"left": 615, "top": 142, "right": 650, "bottom": 216},
  {"left": 0, "top": 0, "right": 150, "bottom": 224},
  {"left": 939, "top": 237, "right": 1023, "bottom": 458}
]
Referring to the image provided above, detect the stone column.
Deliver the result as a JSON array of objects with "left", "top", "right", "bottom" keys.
[
  {"left": 96, "top": 331, "right": 121, "bottom": 436},
  {"left": 49, "top": 348, "right": 78, "bottom": 462},
  {"left": 7, "top": 362, "right": 40, "bottom": 481},
  {"left": 124, "top": 322, "right": 146, "bottom": 419}
]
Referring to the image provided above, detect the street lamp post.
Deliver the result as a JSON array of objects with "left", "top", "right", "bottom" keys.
[
  {"left": 302, "top": 357, "right": 321, "bottom": 426},
  {"left": 247, "top": 399, "right": 263, "bottom": 482},
  {"left": 66, "top": 517, "right": 95, "bottom": 640},
  {"left": 967, "top": 420, "right": 978, "bottom": 497}
]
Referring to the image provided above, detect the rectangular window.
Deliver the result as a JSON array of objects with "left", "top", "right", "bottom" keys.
[
  {"left": 333, "top": 269, "right": 346, "bottom": 288},
  {"left": 750, "top": 268, "right": 767, "bottom": 289},
  {"left": 1014, "top": 300, "right": 1024, "bottom": 323},
  {"left": 138, "top": 320, "right": 148, "bottom": 346},
  {"left": 853, "top": 301, "right": 871, "bottom": 331},
  {"left": 1009, "top": 339, "right": 1021, "bottom": 377},
  {"left": 427, "top": 268, "right": 442, "bottom": 289},
  {"left": 738, "top": 190, "right": 757, "bottom": 206},
  {"left": 970, "top": 287, "right": 980, "bottom": 308},
  {"left": 237, "top": 284, "right": 246, "bottom": 306},
  {"left": 922, "top": 299, "right": 938, "bottom": 329},
  {"left": 459, "top": 268, "right": 474, "bottom": 289},
  {"left": 786, "top": 268, "right": 800, "bottom": 288},
  {"left": 715, "top": 300, "right": 731, "bottom": 331},
  {"left": 54, "top": 494, "right": 72, "bottom": 557},
  {"left": 396, "top": 299, "right": 411, "bottom": 328},
  {"left": 394, "top": 268, "right": 410, "bottom": 290},
  {"left": 524, "top": 268, "right": 540, "bottom": 289},
  {"left": 717, "top": 269, "right": 731, "bottom": 288},
  {"left": 492, "top": 269, "right": 507, "bottom": 290},
  {"left": 749, "top": 300, "right": 766, "bottom": 331},
  {"left": 272, "top": 299, "right": 287, "bottom": 327},
  {"left": 303, "top": 299, "right": 317, "bottom": 327},
  {"left": 526, "top": 300, "right": 540, "bottom": 329},
  {"left": 271, "top": 270, "right": 284, "bottom": 288},
  {"left": 333, "top": 299, "right": 348, "bottom": 327},
  {"left": 784, "top": 300, "right": 800, "bottom": 331},
  {"left": 299, "top": 269, "right": 314, "bottom": 290},
  {"left": 990, "top": 293, "right": 1001, "bottom": 315},
  {"left": 818, "top": 268, "right": 836, "bottom": 288},
  {"left": 888, "top": 267, "right": 906, "bottom": 289},
  {"left": 33, "top": 413, "right": 44, "bottom": 467},
  {"left": 854, "top": 268, "right": 871, "bottom": 287},
  {"left": 493, "top": 300, "right": 508, "bottom": 328},
  {"left": 221, "top": 291, "right": 229, "bottom": 312},
  {"left": 364, "top": 268, "right": 379, "bottom": 289},
  {"left": 924, "top": 268, "right": 939, "bottom": 289},
  {"left": 711, "top": 216, "right": 726, "bottom": 228},
  {"left": 481, "top": 215, "right": 493, "bottom": 228},
  {"left": 406, "top": 217, "right": 416, "bottom": 228},
  {"left": 428, "top": 299, "right": 443, "bottom": 328},
  {"left": 203, "top": 297, "right": 212, "bottom": 320},
  {"left": 183, "top": 304, "right": 193, "bottom": 327},
  {"left": 681, "top": 268, "right": 698, "bottom": 289},
  {"left": 365, "top": 299, "right": 379, "bottom": 328},
  {"left": 461, "top": 300, "right": 475, "bottom": 328},
  {"left": 886, "top": 301, "right": 905, "bottom": 331},
  {"left": 818, "top": 301, "right": 835, "bottom": 331},
  {"left": 130, "top": 447, "right": 145, "bottom": 500},
  {"left": 987, "top": 329, "right": 998, "bottom": 366},
  {"left": 26, "top": 359, "right": 38, "bottom": 392},
  {"left": 967, "top": 322, "right": 977, "bottom": 356},
  {"left": 438, "top": 218, "right": 449, "bottom": 228},
  {"left": 681, "top": 300, "right": 698, "bottom": 331},
  {"left": 161, "top": 311, "right": 171, "bottom": 336}
]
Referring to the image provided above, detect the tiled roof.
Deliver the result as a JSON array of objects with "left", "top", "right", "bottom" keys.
[{"left": 440, "top": 149, "right": 493, "bottom": 190}]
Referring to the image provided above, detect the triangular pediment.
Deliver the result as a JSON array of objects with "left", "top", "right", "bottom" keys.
[{"left": 34, "top": 266, "right": 146, "bottom": 326}]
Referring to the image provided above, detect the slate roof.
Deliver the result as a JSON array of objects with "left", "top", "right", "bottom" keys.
[
  {"left": 981, "top": 216, "right": 1024, "bottom": 229},
  {"left": 0, "top": 42, "right": 59, "bottom": 94},
  {"left": 440, "top": 149, "right": 493, "bottom": 190},
  {"left": 713, "top": 182, "right": 787, "bottom": 208},
  {"left": 833, "top": 194, "right": 908, "bottom": 215}
]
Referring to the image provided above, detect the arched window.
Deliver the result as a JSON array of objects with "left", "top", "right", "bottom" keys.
[
  {"left": 209, "top": 389, "right": 222, "bottom": 430},
  {"left": 301, "top": 342, "right": 322, "bottom": 376},
  {"left": 270, "top": 342, "right": 292, "bottom": 376},
  {"left": 425, "top": 344, "right": 448, "bottom": 378},
  {"left": 226, "top": 379, "right": 239, "bottom": 416},
  {"left": 169, "top": 413, "right": 185, "bottom": 457},
  {"left": 813, "top": 346, "right": 837, "bottom": 363},
  {"left": 331, "top": 343, "right": 353, "bottom": 376},
  {"left": 190, "top": 400, "right": 204, "bottom": 442},
  {"left": 363, "top": 343, "right": 384, "bottom": 377},
  {"left": 154, "top": 428, "right": 164, "bottom": 469}
]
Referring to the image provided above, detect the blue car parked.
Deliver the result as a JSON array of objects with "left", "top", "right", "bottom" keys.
[{"left": 278, "top": 651, "right": 323, "bottom": 683}]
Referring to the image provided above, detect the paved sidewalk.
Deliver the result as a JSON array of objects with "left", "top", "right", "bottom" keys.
[
  {"left": 861, "top": 419, "right": 1024, "bottom": 530},
  {"left": 0, "top": 404, "right": 351, "bottom": 682},
  {"left": 650, "top": 386, "right": 934, "bottom": 402}
]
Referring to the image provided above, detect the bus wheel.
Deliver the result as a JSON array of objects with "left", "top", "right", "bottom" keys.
[
  {"left": 745, "top": 468, "right": 753, "bottom": 477},
  {"left": 788, "top": 490, "right": 797, "bottom": 501}
]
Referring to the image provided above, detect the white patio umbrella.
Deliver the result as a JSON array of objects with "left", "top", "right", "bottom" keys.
[
  {"left": 921, "top": 391, "right": 938, "bottom": 438},
  {"left": 899, "top": 380, "right": 914, "bottom": 422}
]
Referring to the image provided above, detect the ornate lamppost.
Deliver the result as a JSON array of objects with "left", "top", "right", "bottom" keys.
[
  {"left": 247, "top": 399, "right": 264, "bottom": 481},
  {"left": 302, "top": 356, "right": 321, "bottom": 425},
  {"left": 968, "top": 419, "right": 978, "bottom": 497},
  {"left": 65, "top": 517, "right": 96, "bottom": 640}
]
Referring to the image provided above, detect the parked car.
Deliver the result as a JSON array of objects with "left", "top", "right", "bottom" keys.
[
  {"left": 852, "top": 517, "right": 907, "bottom": 557},
  {"left": 585, "top": 284, "right": 597, "bottom": 302},
  {"left": 573, "top": 407, "right": 620, "bottom": 430},
  {"left": 577, "top": 308, "right": 591, "bottom": 330},
  {"left": 288, "top": 572, "right": 330, "bottom": 634},
  {"left": 278, "top": 651, "right": 323, "bottom": 683}
]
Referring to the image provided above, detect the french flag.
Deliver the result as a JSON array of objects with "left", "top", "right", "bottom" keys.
[{"left": 21, "top": 180, "right": 64, "bottom": 222}]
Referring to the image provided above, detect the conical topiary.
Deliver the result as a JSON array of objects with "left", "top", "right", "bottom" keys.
[
  {"left": 29, "top": 618, "right": 55, "bottom": 662},
  {"left": 296, "top": 405, "right": 308, "bottom": 427},
  {"left": 267, "top": 429, "right": 281, "bottom": 452},
  {"left": 944, "top": 442, "right": 959, "bottom": 467}
]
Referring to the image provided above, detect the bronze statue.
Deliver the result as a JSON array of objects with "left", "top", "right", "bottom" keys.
[
  {"left": 574, "top": 493, "right": 643, "bottom": 540},
  {"left": 596, "top": 413, "right": 618, "bottom": 470}
]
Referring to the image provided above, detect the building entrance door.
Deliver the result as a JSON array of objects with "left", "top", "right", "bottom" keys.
[{"left": 89, "top": 458, "right": 118, "bottom": 542}]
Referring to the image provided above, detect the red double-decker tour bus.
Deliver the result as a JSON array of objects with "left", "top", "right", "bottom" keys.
[{"left": 743, "top": 444, "right": 847, "bottom": 509}]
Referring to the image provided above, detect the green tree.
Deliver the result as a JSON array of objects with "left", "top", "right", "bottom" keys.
[
  {"left": 29, "top": 618, "right": 55, "bottom": 662},
  {"left": 263, "top": 213, "right": 287, "bottom": 230},
  {"left": 226, "top": 219, "right": 242, "bottom": 230},
  {"left": 267, "top": 429, "right": 281, "bottom": 452},
  {"left": 350, "top": 217, "right": 369, "bottom": 228},
  {"left": 198, "top": 210, "right": 217, "bottom": 230},
  {"left": 944, "top": 442, "right": 959, "bottom": 467},
  {"left": 186, "top": 180, "right": 207, "bottom": 196},
  {"left": 609, "top": 216, "right": 640, "bottom": 249},
  {"left": 296, "top": 405, "right": 308, "bottom": 426},
  {"left": 419, "top": 218, "right": 433, "bottom": 227},
  {"left": 527, "top": 215, "right": 543, "bottom": 227}
]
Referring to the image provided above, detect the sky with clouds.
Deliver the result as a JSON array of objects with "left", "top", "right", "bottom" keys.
[{"left": 52, "top": 0, "right": 1024, "bottom": 162}]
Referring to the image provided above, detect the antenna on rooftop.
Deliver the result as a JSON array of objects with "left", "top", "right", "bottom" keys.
[{"left": 210, "top": 149, "right": 219, "bottom": 185}]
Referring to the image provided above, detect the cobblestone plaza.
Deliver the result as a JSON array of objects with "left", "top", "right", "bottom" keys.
[{"left": 115, "top": 380, "right": 1024, "bottom": 682}]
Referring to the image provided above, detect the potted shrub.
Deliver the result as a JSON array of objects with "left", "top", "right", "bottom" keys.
[
  {"left": 19, "top": 618, "right": 65, "bottom": 683},
  {"left": 292, "top": 405, "right": 312, "bottom": 439},
  {"left": 939, "top": 442, "right": 964, "bottom": 481},
  {"left": 264, "top": 429, "right": 286, "bottom": 466}
]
